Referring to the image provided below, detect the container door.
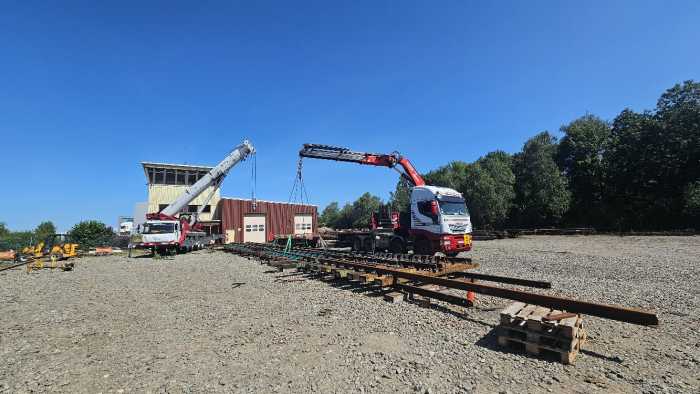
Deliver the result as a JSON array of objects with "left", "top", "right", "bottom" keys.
[
  {"left": 243, "top": 214, "right": 267, "bottom": 243},
  {"left": 294, "top": 214, "right": 313, "bottom": 235},
  {"left": 225, "top": 229, "right": 236, "bottom": 244}
]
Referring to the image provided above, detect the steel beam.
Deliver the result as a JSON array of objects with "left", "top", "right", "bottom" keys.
[
  {"left": 446, "top": 271, "right": 552, "bottom": 289},
  {"left": 304, "top": 255, "right": 658, "bottom": 326},
  {"left": 225, "top": 243, "right": 659, "bottom": 326},
  {"left": 395, "top": 283, "right": 473, "bottom": 307}
]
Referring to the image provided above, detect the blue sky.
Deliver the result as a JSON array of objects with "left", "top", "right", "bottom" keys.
[{"left": 1, "top": 1, "right": 698, "bottom": 231}]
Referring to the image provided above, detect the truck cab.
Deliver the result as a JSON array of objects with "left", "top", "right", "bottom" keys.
[
  {"left": 410, "top": 185, "right": 472, "bottom": 255},
  {"left": 138, "top": 220, "right": 181, "bottom": 245}
]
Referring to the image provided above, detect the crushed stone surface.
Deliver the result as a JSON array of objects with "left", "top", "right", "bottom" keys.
[{"left": 1, "top": 235, "right": 698, "bottom": 393}]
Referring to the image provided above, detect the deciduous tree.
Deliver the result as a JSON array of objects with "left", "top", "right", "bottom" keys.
[{"left": 512, "top": 132, "right": 571, "bottom": 226}]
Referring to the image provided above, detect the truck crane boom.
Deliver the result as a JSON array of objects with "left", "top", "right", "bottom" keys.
[
  {"left": 298, "top": 143, "right": 472, "bottom": 256},
  {"left": 132, "top": 139, "right": 255, "bottom": 256},
  {"left": 149, "top": 140, "right": 255, "bottom": 220},
  {"left": 299, "top": 144, "right": 425, "bottom": 186}
]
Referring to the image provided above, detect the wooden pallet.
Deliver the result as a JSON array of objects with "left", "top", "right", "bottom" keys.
[{"left": 497, "top": 302, "right": 586, "bottom": 364}]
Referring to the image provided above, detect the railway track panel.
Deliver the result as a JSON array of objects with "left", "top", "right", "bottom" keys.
[{"left": 223, "top": 243, "right": 659, "bottom": 327}]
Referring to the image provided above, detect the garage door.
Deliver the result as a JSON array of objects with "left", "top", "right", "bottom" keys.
[
  {"left": 294, "top": 214, "right": 313, "bottom": 235},
  {"left": 244, "top": 214, "right": 267, "bottom": 243}
]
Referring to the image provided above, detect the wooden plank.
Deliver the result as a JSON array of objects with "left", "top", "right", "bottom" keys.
[
  {"left": 347, "top": 271, "right": 362, "bottom": 281},
  {"left": 497, "top": 329, "right": 586, "bottom": 364},
  {"left": 526, "top": 306, "right": 552, "bottom": 331},
  {"left": 512, "top": 304, "right": 538, "bottom": 326},
  {"left": 372, "top": 275, "right": 394, "bottom": 287},
  {"left": 384, "top": 292, "right": 404, "bottom": 304},
  {"left": 557, "top": 315, "right": 582, "bottom": 339},
  {"left": 360, "top": 273, "right": 377, "bottom": 283},
  {"left": 500, "top": 302, "right": 527, "bottom": 324}
]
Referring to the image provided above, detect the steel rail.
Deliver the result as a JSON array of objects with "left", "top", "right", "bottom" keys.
[
  {"left": 295, "top": 254, "right": 658, "bottom": 326},
  {"left": 446, "top": 271, "right": 552, "bottom": 289},
  {"left": 0, "top": 260, "right": 31, "bottom": 272},
  {"left": 226, "top": 243, "right": 551, "bottom": 289}
]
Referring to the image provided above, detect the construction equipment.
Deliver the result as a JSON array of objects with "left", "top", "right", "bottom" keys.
[
  {"left": 20, "top": 234, "right": 78, "bottom": 261},
  {"left": 45, "top": 234, "right": 79, "bottom": 260},
  {"left": 299, "top": 144, "right": 472, "bottom": 256},
  {"left": 130, "top": 139, "right": 255, "bottom": 256}
]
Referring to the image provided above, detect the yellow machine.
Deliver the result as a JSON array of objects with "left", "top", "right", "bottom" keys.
[
  {"left": 46, "top": 234, "right": 79, "bottom": 260},
  {"left": 23, "top": 234, "right": 79, "bottom": 272},
  {"left": 22, "top": 241, "right": 46, "bottom": 258}
]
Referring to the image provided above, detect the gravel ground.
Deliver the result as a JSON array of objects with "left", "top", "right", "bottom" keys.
[{"left": 1, "top": 235, "right": 698, "bottom": 393}]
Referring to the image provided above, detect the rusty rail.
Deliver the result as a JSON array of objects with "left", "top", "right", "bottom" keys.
[{"left": 224, "top": 243, "right": 659, "bottom": 326}]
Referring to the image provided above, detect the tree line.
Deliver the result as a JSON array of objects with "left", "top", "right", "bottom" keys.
[
  {"left": 0, "top": 220, "right": 117, "bottom": 251},
  {"left": 320, "top": 81, "right": 700, "bottom": 231}
]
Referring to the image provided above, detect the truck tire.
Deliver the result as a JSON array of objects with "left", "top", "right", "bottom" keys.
[
  {"left": 390, "top": 238, "right": 405, "bottom": 254},
  {"left": 363, "top": 237, "right": 375, "bottom": 253},
  {"left": 352, "top": 237, "right": 362, "bottom": 252},
  {"left": 414, "top": 238, "right": 432, "bottom": 256}
]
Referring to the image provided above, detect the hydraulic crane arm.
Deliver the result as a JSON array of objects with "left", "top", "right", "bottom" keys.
[
  {"left": 148, "top": 139, "right": 255, "bottom": 220},
  {"left": 299, "top": 144, "right": 426, "bottom": 186}
]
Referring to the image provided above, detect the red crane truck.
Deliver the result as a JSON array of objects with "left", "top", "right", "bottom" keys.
[{"left": 299, "top": 144, "right": 472, "bottom": 256}]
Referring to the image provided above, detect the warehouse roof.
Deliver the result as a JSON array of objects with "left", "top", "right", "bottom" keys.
[{"left": 221, "top": 197, "right": 318, "bottom": 207}]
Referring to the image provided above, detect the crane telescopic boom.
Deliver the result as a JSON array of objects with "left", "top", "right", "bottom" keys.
[
  {"left": 298, "top": 144, "right": 425, "bottom": 186},
  {"left": 148, "top": 139, "right": 255, "bottom": 220}
]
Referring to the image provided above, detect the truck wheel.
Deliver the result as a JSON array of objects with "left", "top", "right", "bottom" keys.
[
  {"left": 390, "top": 238, "right": 405, "bottom": 254},
  {"left": 352, "top": 237, "right": 362, "bottom": 252},
  {"left": 414, "top": 239, "right": 432, "bottom": 256},
  {"left": 363, "top": 237, "right": 375, "bottom": 253}
]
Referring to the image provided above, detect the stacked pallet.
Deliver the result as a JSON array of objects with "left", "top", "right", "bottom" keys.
[{"left": 498, "top": 302, "right": 586, "bottom": 364}]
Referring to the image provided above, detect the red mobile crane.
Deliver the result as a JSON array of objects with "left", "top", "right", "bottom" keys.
[
  {"left": 130, "top": 140, "right": 255, "bottom": 256},
  {"left": 300, "top": 144, "right": 473, "bottom": 256}
]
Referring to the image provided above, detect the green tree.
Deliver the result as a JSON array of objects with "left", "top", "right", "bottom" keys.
[
  {"left": 423, "top": 161, "right": 469, "bottom": 190},
  {"left": 351, "top": 193, "right": 383, "bottom": 228},
  {"left": 604, "top": 81, "right": 700, "bottom": 229},
  {"left": 512, "top": 132, "right": 571, "bottom": 226},
  {"left": 0, "top": 222, "right": 9, "bottom": 238},
  {"left": 336, "top": 203, "right": 355, "bottom": 229},
  {"left": 319, "top": 202, "right": 340, "bottom": 228},
  {"left": 389, "top": 179, "right": 411, "bottom": 212},
  {"left": 68, "top": 221, "right": 115, "bottom": 249},
  {"left": 461, "top": 151, "right": 515, "bottom": 229},
  {"left": 656, "top": 80, "right": 700, "bottom": 228},
  {"left": 603, "top": 110, "right": 661, "bottom": 229},
  {"left": 0, "top": 231, "right": 33, "bottom": 251},
  {"left": 684, "top": 181, "right": 700, "bottom": 218},
  {"left": 557, "top": 114, "right": 611, "bottom": 226},
  {"left": 34, "top": 221, "right": 57, "bottom": 241}
]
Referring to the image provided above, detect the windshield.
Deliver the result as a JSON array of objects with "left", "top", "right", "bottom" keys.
[
  {"left": 438, "top": 199, "right": 468, "bottom": 216},
  {"left": 143, "top": 223, "right": 176, "bottom": 234}
]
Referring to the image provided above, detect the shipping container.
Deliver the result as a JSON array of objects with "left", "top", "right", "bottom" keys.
[{"left": 218, "top": 198, "right": 317, "bottom": 244}]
